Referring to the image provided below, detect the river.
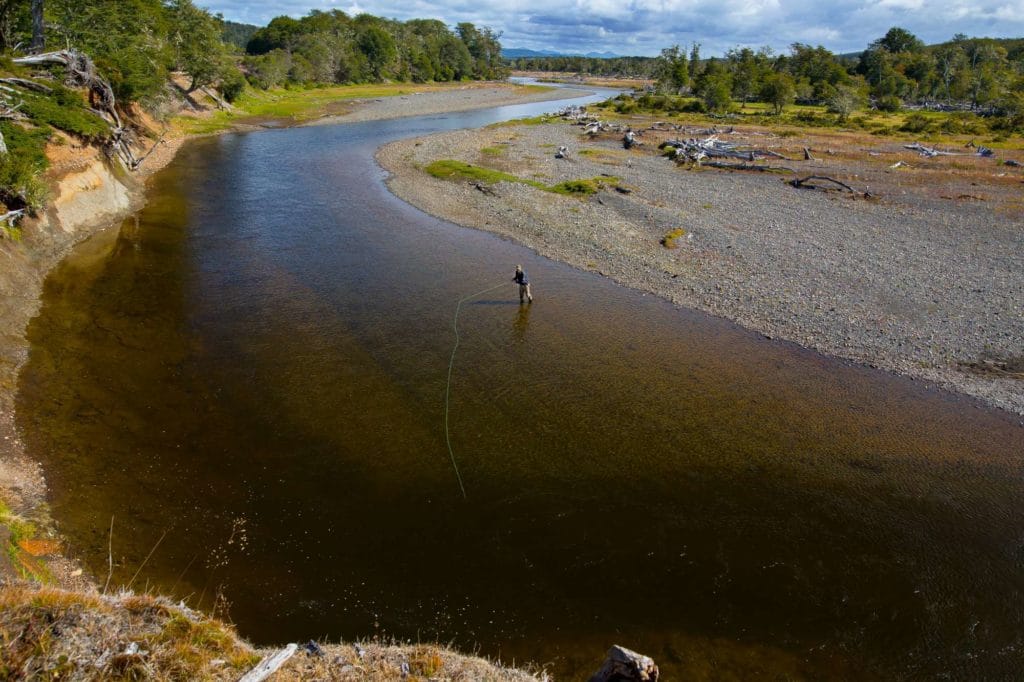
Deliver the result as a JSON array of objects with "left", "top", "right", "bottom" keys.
[{"left": 17, "top": 87, "right": 1024, "bottom": 679}]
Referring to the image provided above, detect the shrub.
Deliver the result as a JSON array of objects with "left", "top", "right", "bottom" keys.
[
  {"left": 678, "top": 99, "right": 706, "bottom": 113},
  {"left": 18, "top": 89, "right": 108, "bottom": 140},
  {"left": 900, "top": 113, "right": 933, "bottom": 133},
  {"left": 875, "top": 96, "right": 902, "bottom": 112},
  {"left": 550, "top": 179, "right": 599, "bottom": 195},
  {"left": 938, "top": 112, "right": 987, "bottom": 135},
  {"left": 0, "top": 155, "right": 48, "bottom": 212},
  {"left": 218, "top": 66, "right": 247, "bottom": 103},
  {"left": 615, "top": 97, "right": 638, "bottom": 114},
  {"left": 661, "top": 227, "right": 687, "bottom": 248}
]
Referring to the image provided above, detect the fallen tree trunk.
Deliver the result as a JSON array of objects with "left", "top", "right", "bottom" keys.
[
  {"left": 705, "top": 161, "right": 796, "bottom": 173},
  {"left": 789, "top": 175, "right": 870, "bottom": 197}
]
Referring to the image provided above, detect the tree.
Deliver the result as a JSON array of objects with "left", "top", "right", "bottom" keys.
[
  {"left": 727, "top": 46, "right": 771, "bottom": 105},
  {"left": 167, "top": 0, "right": 226, "bottom": 93},
  {"left": 876, "top": 27, "right": 924, "bottom": 54},
  {"left": 697, "top": 61, "right": 733, "bottom": 113},
  {"left": 826, "top": 83, "right": 866, "bottom": 120},
  {"left": 656, "top": 45, "right": 688, "bottom": 94},
  {"left": 456, "top": 23, "right": 506, "bottom": 79},
  {"left": 760, "top": 72, "right": 796, "bottom": 114},
  {"left": 30, "top": 0, "right": 43, "bottom": 52},
  {"left": 357, "top": 23, "right": 396, "bottom": 80}
]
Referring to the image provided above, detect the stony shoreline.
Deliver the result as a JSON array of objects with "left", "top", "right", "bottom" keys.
[{"left": 377, "top": 118, "right": 1024, "bottom": 415}]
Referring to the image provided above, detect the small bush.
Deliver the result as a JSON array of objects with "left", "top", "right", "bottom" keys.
[
  {"left": 900, "top": 113, "right": 934, "bottom": 133},
  {"left": 19, "top": 90, "right": 108, "bottom": 140},
  {"left": 875, "top": 96, "right": 902, "bottom": 112},
  {"left": 218, "top": 67, "right": 247, "bottom": 103},
  {"left": 661, "top": 227, "right": 687, "bottom": 249},
  {"left": 615, "top": 98, "right": 638, "bottom": 114},
  {"left": 678, "top": 99, "right": 706, "bottom": 113},
  {"left": 550, "top": 179, "right": 599, "bottom": 195},
  {"left": 939, "top": 112, "right": 987, "bottom": 135}
]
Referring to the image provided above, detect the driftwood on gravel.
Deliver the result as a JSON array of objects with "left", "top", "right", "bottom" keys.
[
  {"left": 660, "top": 135, "right": 790, "bottom": 164},
  {"left": 905, "top": 141, "right": 995, "bottom": 158},
  {"left": 705, "top": 161, "right": 796, "bottom": 173},
  {"left": 789, "top": 175, "right": 864, "bottom": 195}
]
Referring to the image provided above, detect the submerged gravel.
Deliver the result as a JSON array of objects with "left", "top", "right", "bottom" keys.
[{"left": 378, "top": 120, "right": 1024, "bottom": 415}]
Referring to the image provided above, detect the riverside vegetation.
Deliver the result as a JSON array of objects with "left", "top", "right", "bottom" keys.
[{"left": 0, "top": 3, "right": 1022, "bottom": 678}]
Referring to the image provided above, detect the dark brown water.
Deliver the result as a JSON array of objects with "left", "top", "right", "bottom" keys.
[{"left": 17, "top": 94, "right": 1024, "bottom": 679}]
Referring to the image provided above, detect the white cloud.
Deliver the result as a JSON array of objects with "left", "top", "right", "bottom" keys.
[{"left": 202, "top": 0, "right": 1024, "bottom": 56}]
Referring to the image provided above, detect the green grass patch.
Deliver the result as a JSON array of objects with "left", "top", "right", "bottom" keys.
[
  {"left": 489, "top": 114, "right": 555, "bottom": 128},
  {"left": 480, "top": 146, "right": 505, "bottom": 156},
  {"left": 426, "top": 159, "right": 617, "bottom": 198},
  {"left": 661, "top": 227, "right": 687, "bottom": 249},
  {"left": 550, "top": 176, "right": 619, "bottom": 195},
  {"left": 424, "top": 159, "right": 542, "bottom": 187},
  {"left": 19, "top": 87, "right": 108, "bottom": 140}
]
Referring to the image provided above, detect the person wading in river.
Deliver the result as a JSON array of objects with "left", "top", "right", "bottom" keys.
[{"left": 513, "top": 264, "right": 533, "bottom": 304}]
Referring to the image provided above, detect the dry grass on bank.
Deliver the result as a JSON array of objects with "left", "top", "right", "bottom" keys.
[
  {"left": 0, "top": 582, "right": 258, "bottom": 680},
  {"left": 0, "top": 583, "right": 548, "bottom": 681}
]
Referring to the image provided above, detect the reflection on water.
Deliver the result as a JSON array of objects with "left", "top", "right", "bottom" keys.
[{"left": 17, "top": 96, "right": 1024, "bottom": 679}]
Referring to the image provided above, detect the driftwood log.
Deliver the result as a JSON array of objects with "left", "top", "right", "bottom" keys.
[
  {"left": 705, "top": 161, "right": 796, "bottom": 173},
  {"left": 789, "top": 175, "right": 866, "bottom": 196},
  {"left": 661, "top": 135, "right": 790, "bottom": 164},
  {"left": 588, "top": 645, "right": 659, "bottom": 682},
  {"left": 238, "top": 643, "right": 297, "bottom": 682}
]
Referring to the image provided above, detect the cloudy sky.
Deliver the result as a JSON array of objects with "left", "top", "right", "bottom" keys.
[{"left": 203, "top": 0, "right": 1024, "bottom": 57}]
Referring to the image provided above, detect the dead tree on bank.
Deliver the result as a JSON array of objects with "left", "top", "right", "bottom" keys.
[
  {"left": 30, "top": 0, "right": 44, "bottom": 53},
  {"left": 12, "top": 50, "right": 141, "bottom": 169}
]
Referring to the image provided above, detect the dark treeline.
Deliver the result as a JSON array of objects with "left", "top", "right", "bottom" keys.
[
  {"left": 0, "top": 2, "right": 508, "bottom": 105},
  {"left": 242, "top": 11, "right": 508, "bottom": 89},
  {"left": 509, "top": 29, "right": 1024, "bottom": 125},
  {"left": 508, "top": 55, "right": 659, "bottom": 78}
]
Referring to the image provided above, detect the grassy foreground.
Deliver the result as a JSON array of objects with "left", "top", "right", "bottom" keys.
[{"left": 0, "top": 582, "right": 547, "bottom": 681}]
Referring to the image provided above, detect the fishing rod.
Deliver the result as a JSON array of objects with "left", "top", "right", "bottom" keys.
[{"left": 443, "top": 280, "right": 508, "bottom": 499}]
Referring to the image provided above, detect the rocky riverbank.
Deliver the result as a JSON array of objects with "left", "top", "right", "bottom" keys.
[{"left": 377, "top": 117, "right": 1024, "bottom": 415}]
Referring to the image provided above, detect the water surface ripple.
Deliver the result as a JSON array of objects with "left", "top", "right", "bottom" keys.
[{"left": 18, "top": 92, "right": 1024, "bottom": 679}]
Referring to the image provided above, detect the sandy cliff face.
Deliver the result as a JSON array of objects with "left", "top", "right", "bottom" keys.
[{"left": 49, "top": 158, "right": 132, "bottom": 233}]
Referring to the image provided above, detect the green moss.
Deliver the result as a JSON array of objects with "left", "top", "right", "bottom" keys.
[
  {"left": 480, "top": 146, "right": 504, "bottom": 156},
  {"left": 661, "top": 227, "right": 687, "bottom": 249},
  {"left": 489, "top": 114, "right": 553, "bottom": 128},
  {"left": 426, "top": 160, "right": 617, "bottom": 199},
  {"left": 550, "top": 178, "right": 599, "bottom": 195},
  {"left": 19, "top": 88, "right": 109, "bottom": 140},
  {"left": 425, "top": 160, "right": 539, "bottom": 187}
]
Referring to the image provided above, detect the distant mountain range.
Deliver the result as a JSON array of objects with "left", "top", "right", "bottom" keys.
[{"left": 502, "top": 48, "right": 623, "bottom": 59}]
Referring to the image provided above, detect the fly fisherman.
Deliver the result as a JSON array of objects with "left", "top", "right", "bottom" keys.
[{"left": 513, "top": 264, "right": 533, "bottom": 304}]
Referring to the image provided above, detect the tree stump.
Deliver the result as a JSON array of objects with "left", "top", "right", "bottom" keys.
[{"left": 588, "top": 645, "right": 659, "bottom": 682}]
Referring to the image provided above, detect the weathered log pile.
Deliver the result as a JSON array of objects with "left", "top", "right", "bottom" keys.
[
  {"left": 658, "top": 135, "right": 790, "bottom": 164},
  {"left": 556, "top": 106, "right": 631, "bottom": 136},
  {"left": 904, "top": 141, "right": 994, "bottom": 158}
]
